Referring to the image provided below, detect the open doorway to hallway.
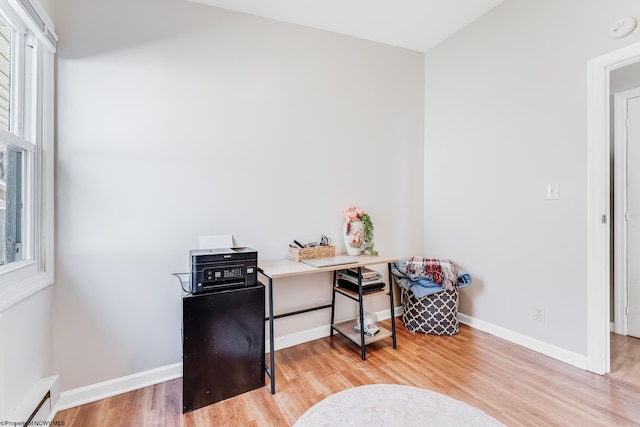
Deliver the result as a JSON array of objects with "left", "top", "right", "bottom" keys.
[{"left": 610, "top": 61, "right": 640, "bottom": 387}]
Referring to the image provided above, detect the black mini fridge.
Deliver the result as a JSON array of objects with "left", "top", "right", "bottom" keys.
[{"left": 182, "top": 283, "right": 265, "bottom": 413}]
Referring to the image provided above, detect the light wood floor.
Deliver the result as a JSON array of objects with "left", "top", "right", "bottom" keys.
[
  {"left": 610, "top": 332, "right": 640, "bottom": 386},
  {"left": 54, "top": 321, "right": 640, "bottom": 426}
]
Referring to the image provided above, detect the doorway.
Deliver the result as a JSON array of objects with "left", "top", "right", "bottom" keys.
[
  {"left": 587, "top": 41, "right": 640, "bottom": 376},
  {"left": 613, "top": 82, "right": 640, "bottom": 338},
  {"left": 610, "top": 68, "right": 640, "bottom": 386}
]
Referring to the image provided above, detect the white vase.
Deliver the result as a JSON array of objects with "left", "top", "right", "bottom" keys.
[{"left": 343, "top": 220, "right": 364, "bottom": 256}]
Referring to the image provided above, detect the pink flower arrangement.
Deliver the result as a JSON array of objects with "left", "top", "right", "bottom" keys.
[
  {"left": 343, "top": 205, "right": 365, "bottom": 222},
  {"left": 342, "top": 205, "right": 378, "bottom": 255}
]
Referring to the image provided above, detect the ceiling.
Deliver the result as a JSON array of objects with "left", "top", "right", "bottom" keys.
[{"left": 188, "top": 0, "right": 505, "bottom": 52}]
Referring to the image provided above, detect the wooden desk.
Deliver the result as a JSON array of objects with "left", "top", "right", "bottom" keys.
[{"left": 258, "top": 254, "right": 398, "bottom": 394}]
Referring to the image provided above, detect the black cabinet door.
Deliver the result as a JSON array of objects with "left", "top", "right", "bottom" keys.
[{"left": 182, "top": 284, "right": 265, "bottom": 413}]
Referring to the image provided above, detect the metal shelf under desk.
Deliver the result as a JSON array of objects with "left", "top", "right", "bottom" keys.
[
  {"left": 330, "top": 265, "right": 397, "bottom": 361},
  {"left": 258, "top": 255, "right": 398, "bottom": 394}
]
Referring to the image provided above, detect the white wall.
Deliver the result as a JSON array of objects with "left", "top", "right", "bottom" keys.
[
  {"left": 54, "top": 0, "right": 424, "bottom": 391},
  {"left": 0, "top": 287, "right": 53, "bottom": 418},
  {"left": 425, "top": 0, "right": 640, "bottom": 356},
  {"left": 37, "top": 0, "right": 55, "bottom": 21}
]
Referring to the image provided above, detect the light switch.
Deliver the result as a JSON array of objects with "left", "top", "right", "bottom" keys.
[{"left": 545, "top": 184, "right": 559, "bottom": 200}]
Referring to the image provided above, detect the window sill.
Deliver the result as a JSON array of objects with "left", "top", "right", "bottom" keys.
[{"left": 0, "top": 270, "right": 54, "bottom": 312}]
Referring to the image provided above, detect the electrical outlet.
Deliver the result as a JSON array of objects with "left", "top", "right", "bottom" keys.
[
  {"left": 316, "top": 297, "right": 326, "bottom": 307},
  {"left": 545, "top": 184, "right": 559, "bottom": 200},
  {"left": 533, "top": 306, "right": 545, "bottom": 322}
]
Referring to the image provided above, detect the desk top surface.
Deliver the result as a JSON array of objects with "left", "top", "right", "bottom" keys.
[{"left": 258, "top": 254, "right": 398, "bottom": 279}]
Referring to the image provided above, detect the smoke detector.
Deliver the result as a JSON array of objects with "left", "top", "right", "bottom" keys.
[{"left": 610, "top": 17, "right": 637, "bottom": 39}]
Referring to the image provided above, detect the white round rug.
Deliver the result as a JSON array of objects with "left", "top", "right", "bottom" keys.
[{"left": 293, "top": 384, "right": 505, "bottom": 427}]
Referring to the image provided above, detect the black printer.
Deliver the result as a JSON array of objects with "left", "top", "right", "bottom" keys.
[{"left": 189, "top": 247, "right": 258, "bottom": 294}]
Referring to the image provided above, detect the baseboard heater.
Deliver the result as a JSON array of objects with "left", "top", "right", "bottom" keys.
[
  {"left": 9, "top": 375, "right": 59, "bottom": 424},
  {"left": 25, "top": 390, "right": 50, "bottom": 424}
]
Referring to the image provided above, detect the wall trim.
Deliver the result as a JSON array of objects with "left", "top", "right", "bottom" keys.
[
  {"left": 54, "top": 306, "right": 590, "bottom": 413},
  {"left": 55, "top": 363, "right": 182, "bottom": 412},
  {"left": 54, "top": 306, "right": 403, "bottom": 412},
  {"left": 0, "top": 270, "right": 53, "bottom": 313},
  {"left": 458, "top": 313, "right": 587, "bottom": 370}
]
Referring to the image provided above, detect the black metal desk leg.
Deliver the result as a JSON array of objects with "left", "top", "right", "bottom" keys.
[
  {"left": 268, "top": 276, "right": 276, "bottom": 394},
  {"left": 388, "top": 262, "right": 397, "bottom": 349},
  {"left": 330, "top": 270, "right": 337, "bottom": 336},
  {"left": 358, "top": 267, "right": 366, "bottom": 360}
]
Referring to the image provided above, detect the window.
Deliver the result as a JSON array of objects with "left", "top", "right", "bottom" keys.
[
  {"left": 0, "top": 0, "right": 56, "bottom": 311},
  {"left": 0, "top": 18, "right": 12, "bottom": 265},
  {"left": 0, "top": 143, "right": 24, "bottom": 266},
  {"left": 0, "top": 15, "right": 25, "bottom": 268},
  {"left": 0, "top": 21, "right": 9, "bottom": 130}
]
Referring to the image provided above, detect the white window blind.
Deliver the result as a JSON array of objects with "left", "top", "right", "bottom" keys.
[{"left": 0, "top": 25, "right": 9, "bottom": 131}]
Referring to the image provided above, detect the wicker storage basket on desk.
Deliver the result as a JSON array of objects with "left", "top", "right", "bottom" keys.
[{"left": 288, "top": 245, "right": 335, "bottom": 262}]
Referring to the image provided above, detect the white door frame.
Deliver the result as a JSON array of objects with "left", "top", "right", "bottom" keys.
[
  {"left": 613, "top": 87, "right": 640, "bottom": 336},
  {"left": 587, "top": 41, "right": 640, "bottom": 375}
]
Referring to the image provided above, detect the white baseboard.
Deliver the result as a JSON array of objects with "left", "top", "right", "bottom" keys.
[
  {"left": 268, "top": 324, "right": 332, "bottom": 352},
  {"left": 457, "top": 313, "right": 588, "bottom": 370},
  {"left": 57, "top": 307, "right": 587, "bottom": 413},
  {"left": 54, "top": 306, "right": 403, "bottom": 412},
  {"left": 55, "top": 363, "right": 182, "bottom": 412}
]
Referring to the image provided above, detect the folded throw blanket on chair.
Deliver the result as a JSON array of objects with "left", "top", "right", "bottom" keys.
[{"left": 405, "top": 257, "right": 458, "bottom": 291}]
